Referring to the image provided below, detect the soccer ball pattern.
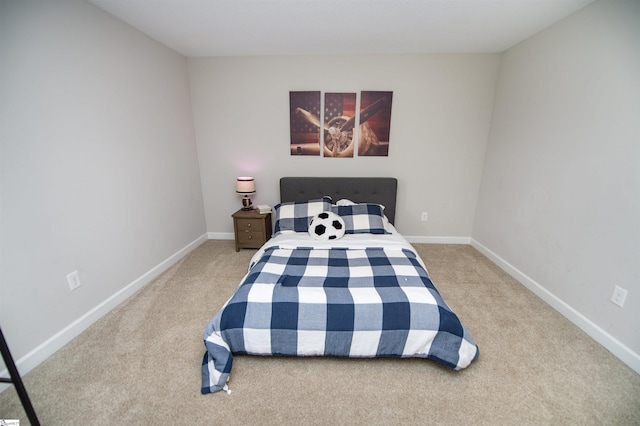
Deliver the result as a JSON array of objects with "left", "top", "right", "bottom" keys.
[{"left": 309, "top": 211, "right": 346, "bottom": 240}]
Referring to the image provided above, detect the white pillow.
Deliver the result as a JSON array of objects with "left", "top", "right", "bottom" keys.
[{"left": 336, "top": 199, "right": 356, "bottom": 206}]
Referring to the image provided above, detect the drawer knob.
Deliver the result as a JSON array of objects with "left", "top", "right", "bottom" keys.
[
  {"left": 248, "top": 235, "right": 252, "bottom": 239},
  {"left": 247, "top": 223, "right": 251, "bottom": 227}
]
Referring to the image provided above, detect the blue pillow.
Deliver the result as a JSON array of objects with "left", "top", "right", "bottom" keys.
[
  {"left": 331, "top": 204, "right": 388, "bottom": 234},
  {"left": 273, "top": 196, "right": 332, "bottom": 234}
]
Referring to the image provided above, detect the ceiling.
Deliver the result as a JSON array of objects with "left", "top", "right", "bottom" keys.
[{"left": 88, "top": 0, "right": 595, "bottom": 57}]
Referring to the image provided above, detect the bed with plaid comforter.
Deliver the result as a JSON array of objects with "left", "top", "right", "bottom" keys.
[{"left": 201, "top": 236, "right": 478, "bottom": 394}]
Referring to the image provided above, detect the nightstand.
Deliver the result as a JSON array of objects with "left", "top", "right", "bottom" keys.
[{"left": 232, "top": 209, "right": 272, "bottom": 251}]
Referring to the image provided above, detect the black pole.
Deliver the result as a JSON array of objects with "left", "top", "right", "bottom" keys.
[{"left": 0, "top": 326, "right": 40, "bottom": 426}]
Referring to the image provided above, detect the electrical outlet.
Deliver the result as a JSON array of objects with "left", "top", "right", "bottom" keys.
[
  {"left": 67, "top": 271, "right": 82, "bottom": 291},
  {"left": 421, "top": 212, "right": 428, "bottom": 221},
  {"left": 610, "top": 285, "right": 627, "bottom": 308}
]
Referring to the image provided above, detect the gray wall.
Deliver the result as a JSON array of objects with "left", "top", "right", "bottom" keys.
[
  {"left": 473, "top": 0, "right": 639, "bottom": 366},
  {"left": 188, "top": 54, "right": 500, "bottom": 240},
  {"left": 0, "top": 0, "right": 206, "bottom": 368}
]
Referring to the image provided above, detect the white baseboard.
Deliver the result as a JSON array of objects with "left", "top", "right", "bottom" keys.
[
  {"left": 405, "top": 236, "right": 471, "bottom": 244},
  {"left": 0, "top": 233, "right": 209, "bottom": 393},
  {"left": 470, "top": 238, "right": 640, "bottom": 375}
]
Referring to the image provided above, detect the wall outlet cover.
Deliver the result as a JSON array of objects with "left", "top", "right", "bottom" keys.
[
  {"left": 67, "top": 271, "right": 82, "bottom": 291},
  {"left": 610, "top": 285, "right": 627, "bottom": 308}
]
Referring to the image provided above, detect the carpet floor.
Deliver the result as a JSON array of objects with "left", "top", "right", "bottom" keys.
[{"left": 1, "top": 240, "right": 639, "bottom": 425}]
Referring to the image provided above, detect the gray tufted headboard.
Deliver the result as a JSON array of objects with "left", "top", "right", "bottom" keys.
[{"left": 280, "top": 177, "right": 398, "bottom": 224}]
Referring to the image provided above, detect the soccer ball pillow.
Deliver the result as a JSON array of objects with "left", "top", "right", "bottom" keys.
[{"left": 309, "top": 211, "right": 346, "bottom": 240}]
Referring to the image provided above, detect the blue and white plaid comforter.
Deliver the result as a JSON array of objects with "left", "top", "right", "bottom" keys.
[{"left": 202, "top": 238, "right": 478, "bottom": 394}]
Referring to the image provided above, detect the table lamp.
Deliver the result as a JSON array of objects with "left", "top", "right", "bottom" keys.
[{"left": 236, "top": 177, "right": 256, "bottom": 210}]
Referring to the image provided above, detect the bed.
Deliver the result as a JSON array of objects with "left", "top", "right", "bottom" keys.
[{"left": 201, "top": 177, "right": 478, "bottom": 394}]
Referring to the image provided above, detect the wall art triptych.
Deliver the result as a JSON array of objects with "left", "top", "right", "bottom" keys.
[{"left": 289, "top": 91, "right": 393, "bottom": 157}]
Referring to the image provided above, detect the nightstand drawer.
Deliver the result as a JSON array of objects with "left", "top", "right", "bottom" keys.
[
  {"left": 237, "top": 230, "right": 265, "bottom": 244},
  {"left": 236, "top": 218, "right": 263, "bottom": 231}
]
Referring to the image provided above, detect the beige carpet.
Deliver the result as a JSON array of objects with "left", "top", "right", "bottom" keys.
[{"left": 1, "top": 240, "right": 639, "bottom": 425}]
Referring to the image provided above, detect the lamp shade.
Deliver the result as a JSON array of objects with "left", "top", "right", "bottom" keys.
[{"left": 236, "top": 177, "right": 256, "bottom": 194}]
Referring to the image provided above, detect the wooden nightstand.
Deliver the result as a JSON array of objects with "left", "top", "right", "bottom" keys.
[{"left": 232, "top": 209, "right": 272, "bottom": 251}]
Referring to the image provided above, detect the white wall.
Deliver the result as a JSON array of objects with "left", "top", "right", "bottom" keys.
[
  {"left": 0, "top": 0, "right": 206, "bottom": 369},
  {"left": 473, "top": 0, "right": 639, "bottom": 369},
  {"left": 188, "top": 54, "right": 500, "bottom": 240}
]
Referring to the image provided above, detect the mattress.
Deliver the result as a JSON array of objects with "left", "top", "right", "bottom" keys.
[{"left": 201, "top": 227, "right": 479, "bottom": 394}]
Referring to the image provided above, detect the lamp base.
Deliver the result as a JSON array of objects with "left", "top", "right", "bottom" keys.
[{"left": 241, "top": 196, "right": 253, "bottom": 211}]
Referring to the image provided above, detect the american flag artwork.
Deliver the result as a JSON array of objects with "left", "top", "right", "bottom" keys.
[
  {"left": 323, "top": 92, "right": 356, "bottom": 157},
  {"left": 359, "top": 91, "right": 393, "bottom": 156},
  {"left": 290, "top": 91, "right": 321, "bottom": 155},
  {"left": 290, "top": 90, "right": 393, "bottom": 158},
  {"left": 358, "top": 91, "right": 393, "bottom": 157}
]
